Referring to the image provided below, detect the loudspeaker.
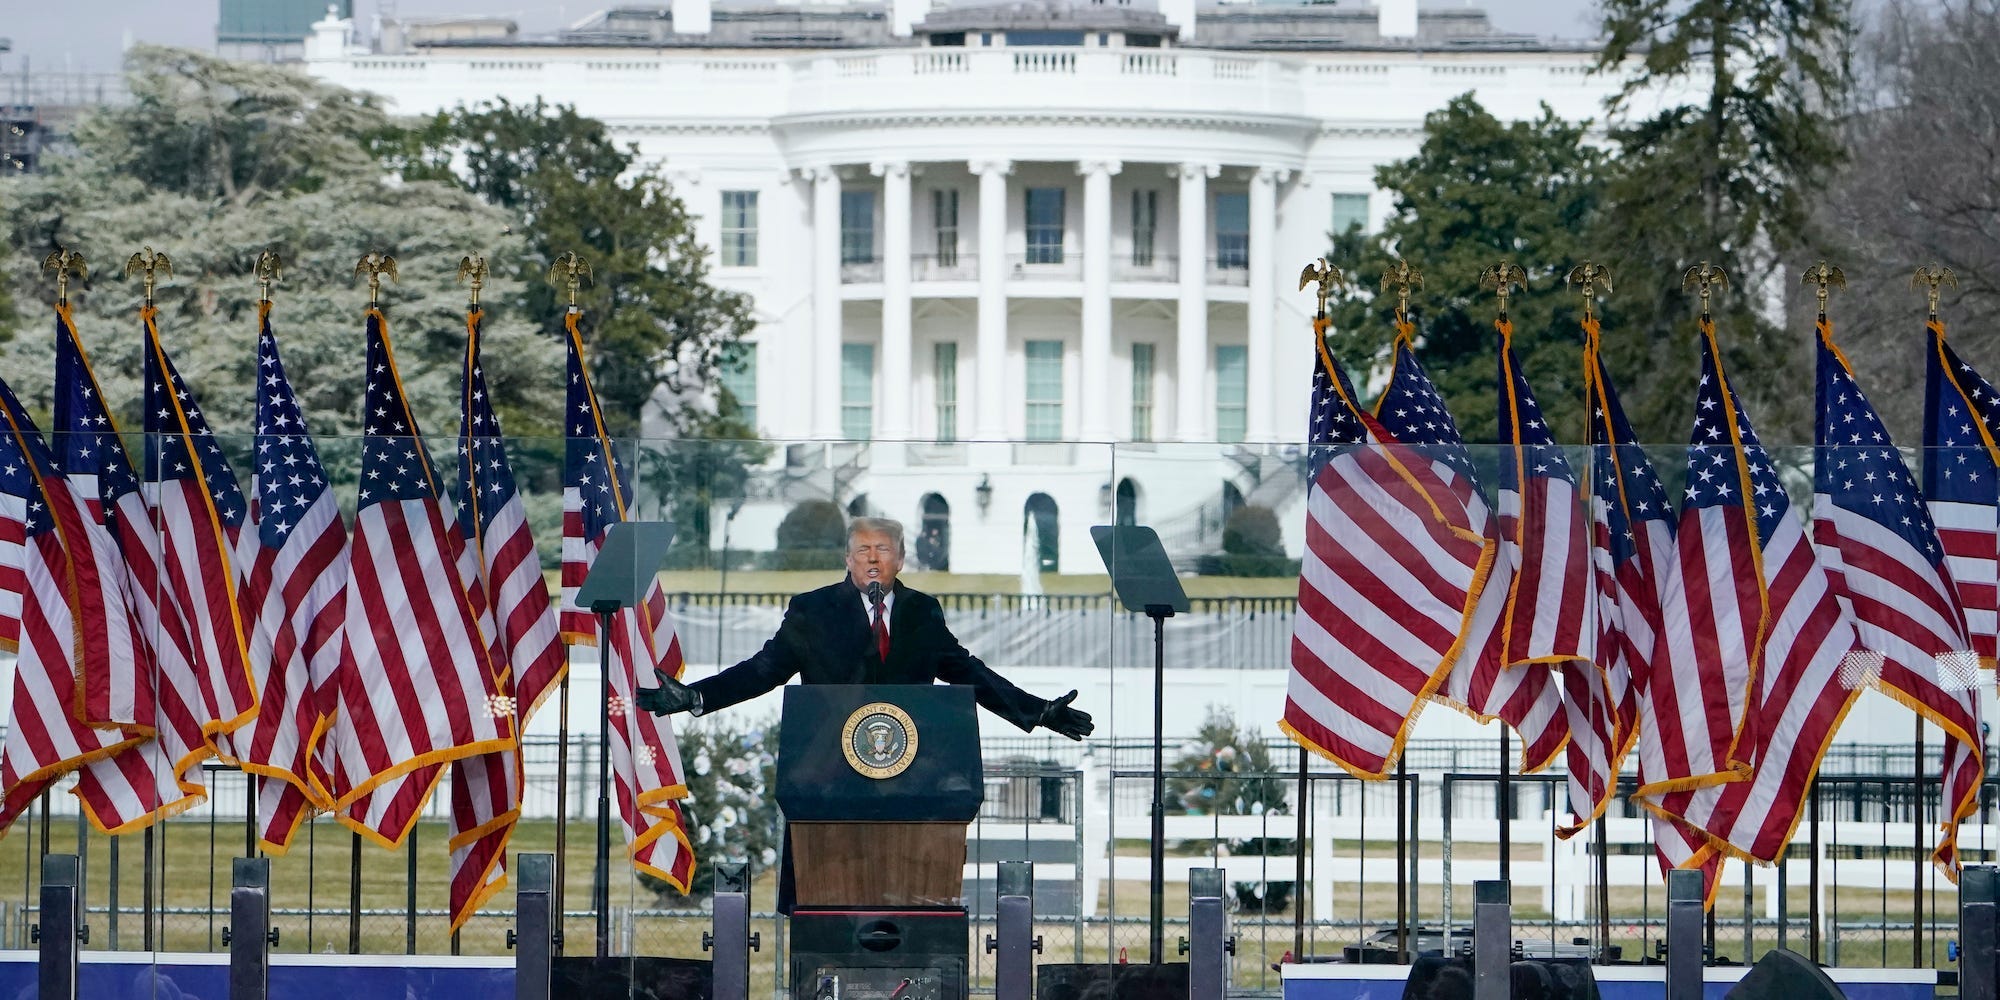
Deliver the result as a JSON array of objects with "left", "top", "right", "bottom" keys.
[
  {"left": 1401, "top": 956, "right": 1600, "bottom": 1000},
  {"left": 1035, "top": 962, "right": 1190, "bottom": 1000},
  {"left": 551, "top": 955, "right": 712, "bottom": 1000},
  {"left": 790, "top": 907, "right": 968, "bottom": 1000},
  {"left": 1725, "top": 949, "right": 1846, "bottom": 1000}
]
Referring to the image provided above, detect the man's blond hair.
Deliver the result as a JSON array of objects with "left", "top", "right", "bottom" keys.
[{"left": 847, "top": 516, "right": 906, "bottom": 557}]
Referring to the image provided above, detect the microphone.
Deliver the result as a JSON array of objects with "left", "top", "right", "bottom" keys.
[{"left": 866, "top": 581, "right": 884, "bottom": 601}]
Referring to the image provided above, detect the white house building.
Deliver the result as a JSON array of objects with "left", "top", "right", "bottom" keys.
[{"left": 303, "top": 1, "right": 1683, "bottom": 575}]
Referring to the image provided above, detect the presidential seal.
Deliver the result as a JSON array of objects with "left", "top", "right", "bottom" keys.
[{"left": 841, "top": 702, "right": 918, "bottom": 779}]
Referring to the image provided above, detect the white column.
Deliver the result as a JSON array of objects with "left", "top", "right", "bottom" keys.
[
  {"left": 1175, "top": 162, "right": 1217, "bottom": 442},
  {"left": 875, "top": 160, "right": 914, "bottom": 440},
  {"left": 1079, "top": 159, "right": 1121, "bottom": 442},
  {"left": 1246, "top": 167, "right": 1283, "bottom": 442},
  {"left": 971, "top": 159, "right": 1012, "bottom": 441},
  {"left": 810, "top": 165, "right": 844, "bottom": 440}
]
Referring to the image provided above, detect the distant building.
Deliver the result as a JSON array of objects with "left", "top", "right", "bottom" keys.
[
  {"left": 219, "top": 0, "right": 354, "bottom": 63},
  {"left": 304, "top": 1, "right": 1699, "bottom": 575}
]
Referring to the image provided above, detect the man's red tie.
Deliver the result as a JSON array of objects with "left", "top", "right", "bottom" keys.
[{"left": 871, "top": 597, "right": 890, "bottom": 662}]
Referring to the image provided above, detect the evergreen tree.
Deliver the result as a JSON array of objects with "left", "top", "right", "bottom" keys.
[
  {"left": 0, "top": 46, "right": 549, "bottom": 473},
  {"left": 1324, "top": 96, "right": 1611, "bottom": 445},
  {"left": 382, "top": 99, "right": 756, "bottom": 441},
  {"left": 1594, "top": 0, "right": 1855, "bottom": 443}
]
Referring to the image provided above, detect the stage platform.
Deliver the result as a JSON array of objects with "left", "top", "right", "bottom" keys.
[
  {"left": 0, "top": 949, "right": 511, "bottom": 999},
  {"left": 1281, "top": 961, "right": 1940, "bottom": 1000}
]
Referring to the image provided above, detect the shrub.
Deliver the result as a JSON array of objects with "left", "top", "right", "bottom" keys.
[{"left": 768, "top": 499, "right": 847, "bottom": 570}]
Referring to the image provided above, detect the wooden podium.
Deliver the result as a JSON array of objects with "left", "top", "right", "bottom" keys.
[{"left": 777, "top": 685, "right": 984, "bottom": 1000}]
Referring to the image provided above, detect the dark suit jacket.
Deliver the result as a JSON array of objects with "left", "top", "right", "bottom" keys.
[{"left": 689, "top": 578, "right": 1047, "bottom": 731}]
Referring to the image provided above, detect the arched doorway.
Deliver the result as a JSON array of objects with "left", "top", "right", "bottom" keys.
[
  {"left": 916, "top": 493, "right": 951, "bottom": 571},
  {"left": 846, "top": 493, "right": 872, "bottom": 518},
  {"left": 1115, "top": 477, "right": 1139, "bottom": 527},
  {"left": 1024, "top": 493, "right": 1059, "bottom": 572}
]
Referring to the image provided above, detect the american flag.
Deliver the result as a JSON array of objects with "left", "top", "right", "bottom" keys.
[
  {"left": 1492, "top": 324, "right": 1598, "bottom": 834},
  {"left": 0, "top": 375, "right": 144, "bottom": 831},
  {"left": 0, "top": 412, "right": 23, "bottom": 652},
  {"left": 1923, "top": 318, "right": 2000, "bottom": 666},
  {"left": 141, "top": 311, "right": 257, "bottom": 746},
  {"left": 1372, "top": 330, "right": 1568, "bottom": 774},
  {"left": 1658, "top": 320, "right": 1861, "bottom": 869},
  {"left": 49, "top": 305, "right": 155, "bottom": 732},
  {"left": 448, "top": 308, "right": 567, "bottom": 932},
  {"left": 325, "top": 309, "right": 511, "bottom": 848},
  {"left": 562, "top": 311, "right": 694, "bottom": 889},
  {"left": 1811, "top": 322, "right": 1983, "bottom": 874},
  {"left": 58, "top": 308, "right": 212, "bottom": 833},
  {"left": 226, "top": 302, "right": 349, "bottom": 853},
  {"left": 1282, "top": 317, "right": 1489, "bottom": 778},
  {"left": 1582, "top": 319, "right": 1693, "bottom": 868}
]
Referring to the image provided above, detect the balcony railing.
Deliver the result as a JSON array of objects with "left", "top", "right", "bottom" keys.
[
  {"left": 1206, "top": 258, "right": 1250, "bottom": 286},
  {"left": 913, "top": 253, "right": 978, "bottom": 281},
  {"left": 1007, "top": 252, "right": 1083, "bottom": 279},
  {"left": 1113, "top": 254, "right": 1177, "bottom": 282},
  {"left": 841, "top": 258, "right": 883, "bottom": 283}
]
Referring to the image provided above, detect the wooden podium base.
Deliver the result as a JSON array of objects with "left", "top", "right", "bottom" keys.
[{"left": 790, "top": 821, "right": 967, "bottom": 907}]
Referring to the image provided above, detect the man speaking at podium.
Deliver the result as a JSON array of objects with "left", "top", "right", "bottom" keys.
[{"left": 636, "top": 516, "right": 1095, "bottom": 740}]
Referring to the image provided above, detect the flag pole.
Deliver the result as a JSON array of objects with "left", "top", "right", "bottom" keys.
[
  {"left": 126, "top": 245, "right": 174, "bottom": 955},
  {"left": 549, "top": 251, "right": 594, "bottom": 958},
  {"left": 1570, "top": 262, "right": 1616, "bottom": 961},
  {"left": 1294, "top": 259, "right": 1343, "bottom": 964},
  {"left": 1480, "top": 261, "right": 1526, "bottom": 889}
]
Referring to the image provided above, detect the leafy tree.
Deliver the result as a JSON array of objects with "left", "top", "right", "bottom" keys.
[
  {"left": 1323, "top": 95, "right": 1611, "bottom": 443},
  {"left": 0, "top": 46, "right": 552, "bottom": 478},
  {"left": 1594, "top": 0, "right": 1856, "bottom": 442},
  {"left": 1809, "top": 0, "right": 2000, "bottom": 440},
  {"left": 381, "top": 99, "right": 756, "bottom": 440}
]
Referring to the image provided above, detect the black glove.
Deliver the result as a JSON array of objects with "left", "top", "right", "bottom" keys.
[
  {"left": 634, "top": 667, "right": 700, "bottom": 716},
  {"left": 1038, "top": 689, "right": 1093, "bottom": 740}
]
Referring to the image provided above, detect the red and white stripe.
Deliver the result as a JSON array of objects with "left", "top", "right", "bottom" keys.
[
  {"left": 1437, "top": 548, "right": 1571, "bottom": 775},
  {"left": 328, "top": 496, "right": 509, "bottom": 848},
  {"left": 1669, "top": 515, "right": 1859, "bottom": 863},
  {"left": 1931, "top": 499, "right": 1997, "bottom": 663},
  {"left": 0, "top": 483, "right": 23, "bottom": 651},
  {"left": 1812, "top": 494, "right": 1984, "bottom": 872},
  {"left": 1499, "top": 478, "right": 1594, "bottom": 670},
  {"left": 230, "top": 476, "right": 348, "bottom": 851},
  {"left": 1637, "top": 502, "right": 1760, "bottom": 797},
  {"left": 1283, "top": 443, "right": 1489, "bottom": 778}
]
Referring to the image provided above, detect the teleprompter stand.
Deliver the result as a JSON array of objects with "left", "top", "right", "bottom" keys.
[
  {"left": 1089, "top": 525, "right": 1190, "bottom": 980},
  {"left": 573, "top": 520, "right": 676, "bottom": 959}
]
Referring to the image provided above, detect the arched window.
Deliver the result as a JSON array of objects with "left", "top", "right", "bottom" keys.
[
  {"left": 1115, "top": 477, "right": 1138, "bottom": 527},
  {"left": 917, "top": 493, "right": 951, "bottom": 571},
  {"left": 1024, "top": 493, "right": 1060, "bottom": 572},
  {"left": 846, "top": 494, "right": 872, "bottom": 518}
]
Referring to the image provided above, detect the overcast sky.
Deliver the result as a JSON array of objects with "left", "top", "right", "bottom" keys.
[{"left": 0, "top": 0, "right": 1606, "bottom": 74}]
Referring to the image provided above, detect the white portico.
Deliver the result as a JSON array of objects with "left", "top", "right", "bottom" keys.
[{"left": 305, "top": 1, "right": 1692, "bottom": 573}]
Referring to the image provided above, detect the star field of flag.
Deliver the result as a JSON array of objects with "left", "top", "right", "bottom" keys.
[
  {"left": 0, "top": 389, "right": 52, "bottom": 538},
  {"left": 1375, "top": 340, "right": 1485, "bottom": 495},
  {"left": 1682, "top": 337, "right": 1791, "bottom": 541},
  {"left": 457, "top": 320, "right": 520, "bottom": 538},
  {"left": 53, "top": 314, "right": 142, "bottom": 516},
  {"left": 1500, "top": 345, "right": 1578, "bottom": 490},
  {"left": 359, "top": 313, "right": 445, "bottom": 508},
  {"left": 1923, "top": 336, "right": 2000, "bottom": 506},
  {"left": 145, "top": 329, "right": 245, "bottom": 529},
  {"left": 1305, "top": 329, "right": 1368, "bottom": 480},
  {"left": 565, "top": 336, "right": 637, "bottom": 540},
  {"left": 1589, "top": 357, "right": 1674, "bottom": 567},
  {"left": 252, "top": 324, "right": 334, "bottom": 545},
  {"left": 1816, "top": 342, "right": 1945, "bottom": 567}
]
